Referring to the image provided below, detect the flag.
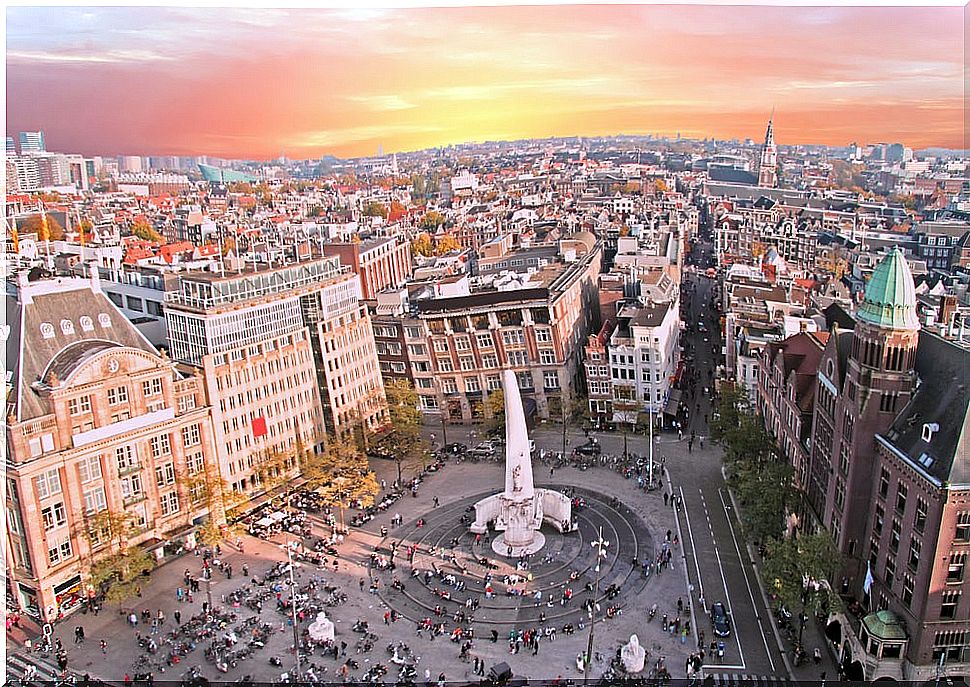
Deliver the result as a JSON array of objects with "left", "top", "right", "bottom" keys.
[
  {"left": 11, "top": 215, "right": 18, "bottom": 253},
  {"left": 863, "top": 561, "right": 874, "bottom": 595}
]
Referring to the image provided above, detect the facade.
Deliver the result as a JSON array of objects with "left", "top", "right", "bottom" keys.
[
  {"left": 607, "top": 299, "right": 680, "bottom": 423},
  {"left": 755, "top": 330, "right": 829, "bottom": 495},
  {"left": 793, "top": 249, "right": 970, "bottom": 680},
  {"left": 584, "top": 322, "right": 615, "bottom": 426},
  {"left": 411, "top": 241, "right": 602, "bottom": 423},
  {"left": 18, "top": 130, "right": 46, "bottom": 154},
  {"left": 5, "top": 270, "right": 220, "bottom": 621},
  {"left": 164, "top": 260, "right": 330, "bottom": 496},
  {"left": 322, "top": 236, "right": 413, "bottom": 301}
]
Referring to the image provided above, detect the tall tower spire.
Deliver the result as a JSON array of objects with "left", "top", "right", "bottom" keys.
[{"left": 758, "top": 111, "right": 778, "bottom": 187}]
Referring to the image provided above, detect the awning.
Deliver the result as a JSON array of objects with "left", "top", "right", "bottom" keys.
[{"left": 663, "top": 389, "right": 683, "bottom": 415}]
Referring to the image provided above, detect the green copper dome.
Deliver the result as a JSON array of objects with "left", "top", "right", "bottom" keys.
[{"left": 857, "top": 248, "right": 920, "bottom": 330}]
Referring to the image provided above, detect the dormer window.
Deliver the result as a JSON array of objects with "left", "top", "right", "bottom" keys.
[
  {"left": 60, "top": 319, "right": 75, "bottom": 335},
  {"left": 922, "top": 423, "right": 939, "bottom": 443}
]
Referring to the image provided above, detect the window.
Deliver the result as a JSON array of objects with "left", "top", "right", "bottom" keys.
[
  {"left": 885, "top": 555, "right": 896, "bottom": 586},
  {"left": 107, "top": 386, "right": 129, "bottom": 406},
  {"left": 146, "top": 300, "right": 163, "bottom": 317},
  {"left": 47, "top": 534, "right": 73, "bottom": 566},
  {"left": 116, "top": 445, "right": 138, "bottom": 472},
  {"left": 142, "top": 378, "right": 162, "bottom": 397},
  {"left": 879, "top": 468, "right": 890, "bottom": 499},
  {"left": 405, "top": 326, "right": 421, "bottom": 339},
  {"left": 78, "top": 456, "right": 102, "bottom": 484},
  {"left": 486, "top": 375, "right": 501, "bottom": 391},
  {"left": 187, "top": 452, "right": 205, "bottom": 475},
  {"left": 68, "top": 395, "right": 92, "bottom": 415},
  {"left": 482, "top": 354, "right": 498, "bottom": 369},
  {"left": 126, "top": 295, "right": 143, "bottom": 312},
  {"left": 182, "top": 424, "right": 201, "bottom": 448},
  {"left": 42, "top": 502, "right": 67, "bottom": 531},
  {"left": 120, "top": 473, "right": 143, "bottom": 500},
  {"left": 896, "top": 483, "right": 908, "bottom": 515},
  {"left": 437, "top": 359, "right": 453, "bottom": 372},
  {"left": 454, "top": 337, "right": 471, "bottom": 352},
  {"left": 957, "top": 512, "right": 970, "bottom": 542},
  {"left": 150, "top": 434, "right": 172, "bottom": 458},
  {"left": 539, "top": 349, "right": 556, "bottom": 365},
  {"left": 154, "top": 462, "right": 176, "bottom": 487},
  {"left": 465, "top": 377, "right": 481, "bottom": 393},
  {"left": 947, "top": 553, "right": 966, "bottom": 583},
  {"left": 517, "top": 372, "right": 534, "bottom": 389},
  {"left": 476, "top": 333, "right": 494, "bottom": 348},
  {"left": 902, "top": 575, "right": 914, "bottom": 607},
  {"left": 941, "top": 590, "right": 961, "bottom": 619},
  {"left": 35, "top": 469, "right": 62, "bottom": 500},
  {"left": 160, "top": 491, "right": 180, "bottom": 516},
  {"left": 908, "top": 537, "right": 921, "bottom": 570},
  {"left": 502, "top": 329, "right": 525, "bottom": 347},
  {"left": 508, "top": 351, "right": 528, "bottom": 367},
  {"left": 543, "top": 371, "right": 560, "bottom": 390},
  {"left": 178, "top": 395, "right": 197, "bottom": 413},
  {"left": 440, "top": 378, "right": 457, "bottom": 394},
  {"left": 890, "top": 519, "right": 901, "bottom": 552},
  {"left": 535, "top": 327, "right": 552, "bottom": 343},
  {"left": 459, "top": 357, "right": 475, "bottom": 371},
  {"left": 874, "top": 504, "right": 885, "bottom": 536},
  {"left": 915, "top": 497, "right": 927, "bottom": 533},
  {"left": 432, "top": 339, "right": 450, "bottom": 353},
  {"left": 107, "top": 292, "right": 124, "bottom": 308},
  {"left": 407, "top": 344, "right": 427, "bottom": 357},
  {"left": 81, "top": 485, "right": 106, "bottom": 515}
]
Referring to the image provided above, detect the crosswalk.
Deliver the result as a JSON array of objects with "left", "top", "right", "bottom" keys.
[
  {"left": 5, "top": 651, "right": 71, "bottom": 685},
  {"left": 706, "top": 672, "right": 793, "bottom": 686}
]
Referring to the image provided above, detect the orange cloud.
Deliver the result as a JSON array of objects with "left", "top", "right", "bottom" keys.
[{"left": 6, "top": 5, "right": 964, "bottom": 158}]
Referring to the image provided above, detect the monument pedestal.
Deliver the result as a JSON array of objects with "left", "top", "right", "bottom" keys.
[{"left": 492, "top": 532, "right": 546, "bottom": 557}]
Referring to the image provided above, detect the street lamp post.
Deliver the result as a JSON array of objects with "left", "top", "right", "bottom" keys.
[
  {"left": 583, "top": 527, "right": 610, "bottom": 686},
  {"left": 286, "top": 542, "right": 302, "bottom": 681}
]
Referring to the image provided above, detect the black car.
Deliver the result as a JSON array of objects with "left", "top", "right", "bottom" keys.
[
  {"left": 442, "top": 442, "right": 467, "bottom": 456},
  {"left": 711, "top": 601, "right": 731, "bottom": 637},
  {"left": 574, "top": 440, "right": 602, "bottom": 456}
]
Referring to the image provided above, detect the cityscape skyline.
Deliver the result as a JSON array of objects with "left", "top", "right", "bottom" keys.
[{"left": 6, "top": 4, "right": 965, "bottom": 159}]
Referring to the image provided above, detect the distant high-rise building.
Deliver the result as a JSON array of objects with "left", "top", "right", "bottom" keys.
[
  {"left": 757, "top": 115, "right": 778, "bottom": 187},
  {"left": 6, "top": 136, "right": 16, "bottom": 155},
  {"left": 18, "top": 130, "right": 45, "bottom": 153}
]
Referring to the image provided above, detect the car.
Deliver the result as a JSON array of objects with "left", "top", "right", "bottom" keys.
[
  {"left": 711, "top": 602, "right": 731, "bottom": 637},
  {"left": 442, "top": 442, "right": 467, "bottom": 456},
  {"left": 574, "top": 440, "right": 602, "bottom": 456},
  {"left": 469, "top": 442, "right": 497, "bottom": 458}
]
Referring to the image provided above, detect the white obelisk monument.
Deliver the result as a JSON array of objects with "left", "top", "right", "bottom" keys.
[{"left": 470, "top": 370, "right": 572, "bottom": 556}]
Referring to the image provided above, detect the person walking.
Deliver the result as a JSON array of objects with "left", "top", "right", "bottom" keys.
[
  {"left": 74, "top": 625, "right": 85, "bottom": 644},
  {"left": 174, "top": 609, "right": 181, "bottom": 625},
  {"left": 100, "top": 639, "right": 108, "bottom": 654}
]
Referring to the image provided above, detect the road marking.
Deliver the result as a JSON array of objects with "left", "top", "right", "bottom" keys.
[
  {"left": 680, "top": 486, "right": 704, "bottom": 600},
  {"left": 671, "top": 475, "right": 701, "bottom": 654},
  {"left": 718, "top": 487, "right": 775, "bottom": 673}
]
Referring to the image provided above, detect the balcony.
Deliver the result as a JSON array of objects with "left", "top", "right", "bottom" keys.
[
  {"left": 118, "top": 463, "right": 142, "bottom": 477},
  {"left": 123, "top": 493, "right": 147, "bottom": 507}
]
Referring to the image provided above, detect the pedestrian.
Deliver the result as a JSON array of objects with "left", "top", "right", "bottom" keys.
[
  {"left": 100, "top": 639, "right": 107, "bottom": 654},
  {"left": 663, "top": 492, "right": 669, "bottom": 507},
  {"left": 176, "top": 587, "right": 184, "bottom": 603},
  {"left": 74, "top": 625, "right": 85, "bottom": 643},
  {"left": 433, "top": 496, "right": 439, "bottom": 508}
]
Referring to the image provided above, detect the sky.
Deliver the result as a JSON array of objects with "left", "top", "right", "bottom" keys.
[{"left": 5, "top": 4, "right": 966, "bottom": 159}]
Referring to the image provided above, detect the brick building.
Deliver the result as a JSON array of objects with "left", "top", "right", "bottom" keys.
[{"left": 322, "top": 236, "right": 412, "bottom": 301}]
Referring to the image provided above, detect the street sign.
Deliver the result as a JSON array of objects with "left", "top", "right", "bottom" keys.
[{"left": 42, "top": 622, "right": 53, "bottom": 637}]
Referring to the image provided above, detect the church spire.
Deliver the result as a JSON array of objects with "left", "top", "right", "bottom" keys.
[{"left": 758, "top": 111, "right": 778, "bottom": 187}]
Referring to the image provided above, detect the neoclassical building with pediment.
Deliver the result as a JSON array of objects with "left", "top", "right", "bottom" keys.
[{"left": 4, "top": 267, "right": 221, "bottom": 621}]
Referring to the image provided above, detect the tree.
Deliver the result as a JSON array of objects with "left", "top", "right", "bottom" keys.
[
  {"left": 651, "top": 179, "right": 669, "bottom": 194},
  {"left": 411, "top": 233, "right": 435, "bottom": 257},
  {"left": 483, "top": 389, "right": 506, "bottom": 438},
  {"left": 304, "top": 435, "right": 380, "bottom": 530},
  {"left": 131, "top": 217, "right": 162, "bottom": 242},
  {"left": 434, "top": 234, "right": 462, "bottom": 255},
  {"left": 420, "top": 210, "right": 446, "bottom": 230},
  {"left": 382, "top": 379, "right": 431, "bottom": 483},
  {"left": 762, "top": 532, "right": 842, "bottom": 620},
  {"left": 18, "top": 213, "right": 64, "bottom": 241},
  {"left": 82, "top": 511, "right": 154, "bottom": 603},
  {"left": 362, "top": 202, "right": 388, "bottom": 219}
]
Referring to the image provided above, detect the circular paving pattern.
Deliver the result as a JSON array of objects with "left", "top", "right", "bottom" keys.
[{"left": 370, "top": 485, "right": 656, "bottom": 631}]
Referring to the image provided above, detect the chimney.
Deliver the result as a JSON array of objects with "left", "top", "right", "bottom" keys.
[
  {"left": 939, "top": 294, "right": 957, "bottom": 332},
  {"left": 89, "top": 262, "right": 102, "bottom": 294}
]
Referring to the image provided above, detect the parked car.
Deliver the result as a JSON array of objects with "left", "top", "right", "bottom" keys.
[
  {"left": 469, "top": 442, "right": 497, "bottom": 458},
  {"left": 574, "top": 440, "right": 602, "bottom": 456},
  {"left": 711, "top": 602, "right": 731, "bottom": 637},
  {"left": 442, "top": 442, "right": 467, "bottom": 456}
]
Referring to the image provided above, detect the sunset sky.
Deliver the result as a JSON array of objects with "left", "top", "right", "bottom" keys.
[{"left": 6, "top": 5, "right": 965, "bottom": 159}]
